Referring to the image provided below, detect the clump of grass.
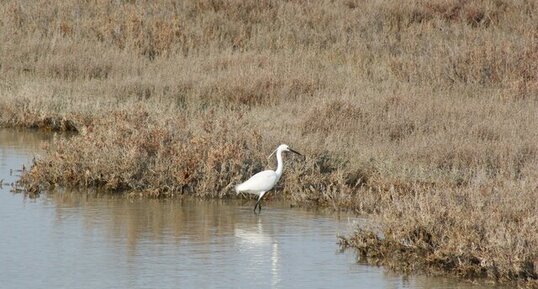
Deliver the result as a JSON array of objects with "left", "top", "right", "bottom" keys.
[
  {"left": 2, "top": 0, "right": 537, "bottom": 285},
  {"left": 20, "top": 106, "right": 267, "bottom": 198},
  {"left": 339, "top": 180, "right": 538, "bottom": 285}
]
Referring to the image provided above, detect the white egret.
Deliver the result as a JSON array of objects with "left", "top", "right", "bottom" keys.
[{"left": 235, "top": 144, "right": 303, "bottom": 212}]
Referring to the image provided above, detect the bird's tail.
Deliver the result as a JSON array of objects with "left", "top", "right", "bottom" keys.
[
  {"left": 235, "top": 181, "right": 248, "bottom": 194},
  {"left": 235, "top": 183, "right": 241, "bottom": 194}
]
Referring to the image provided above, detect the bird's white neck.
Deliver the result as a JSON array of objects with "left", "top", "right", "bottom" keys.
[{"left": 275, "top": 148, "right": 284, "bottom": 179}]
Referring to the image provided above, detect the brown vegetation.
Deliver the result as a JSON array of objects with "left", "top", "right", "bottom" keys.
[{"left": 1, "top": 0, "right": 537, "bottom": 285}]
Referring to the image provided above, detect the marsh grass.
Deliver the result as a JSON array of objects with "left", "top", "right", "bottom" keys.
[{"left": 1, "top": 0, "right": 537, "bottom": 285}]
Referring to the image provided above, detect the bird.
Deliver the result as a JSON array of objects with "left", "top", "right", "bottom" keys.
[{"left": 236, "top": 144, "right": 303, "bottom": 213}]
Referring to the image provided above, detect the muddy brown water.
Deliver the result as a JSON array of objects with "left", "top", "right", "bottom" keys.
[{"left": 0, "top": 129, "right": 508, "bottom": 289}]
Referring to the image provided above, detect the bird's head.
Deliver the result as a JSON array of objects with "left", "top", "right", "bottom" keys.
[
  {"left": 278, "top": 144, "right": 290, "bottom": 152},
  {"left": 268, "top": 144, "right": 303, "bottom": 159}
]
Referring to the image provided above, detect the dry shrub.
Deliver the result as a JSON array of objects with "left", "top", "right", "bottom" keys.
[
  {"left": 340, "top": 180, "right": 538, "bottom": 283},
  {"left": 380, "top": 0, "right": 509, "bottom": 27},
  {"left": 203, "top": 76, "right": 319, "bottom": 107},
  {"left": 20, "top": 107, "right": 266, "bottom": 197},
  {"left": 283, "top": 152, "right": 351, "bottom": 208},
  {"left": 2, "top": 0, "right": 536, "bottom": 94},
  {"left": 0, "top": 95, "right": 82, "bottom": 132},
  {"left": 301, "top": 100, "right": 368, "bottom": 135}
]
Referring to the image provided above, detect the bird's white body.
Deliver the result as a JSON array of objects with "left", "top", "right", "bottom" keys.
[
  {"left": 235, "top": 144, "right": 301, "bottom": 212},
  {"left": 235, "top": 170, "right": 280, "bottom": 200}
]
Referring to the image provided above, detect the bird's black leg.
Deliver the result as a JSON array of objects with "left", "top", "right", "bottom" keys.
[
  {"left": 254, "top": 192, "right": 266, "bottom": 214},
  {"left": 254, "top": 199, "right": 262, "bottom": 213}
]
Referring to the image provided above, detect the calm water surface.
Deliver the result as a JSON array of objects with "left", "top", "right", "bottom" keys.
[{"left": 0, "top": 129, "right": 505, "bottom": 289}]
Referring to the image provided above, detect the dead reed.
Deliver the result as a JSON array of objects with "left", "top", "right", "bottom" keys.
[{"left": 1, "top": 0, "right": 537, "bottom": 285}]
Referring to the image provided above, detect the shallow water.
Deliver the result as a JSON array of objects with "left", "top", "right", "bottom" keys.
[{"left": 0, "top": 129, "right": 506, "bottom": 289}]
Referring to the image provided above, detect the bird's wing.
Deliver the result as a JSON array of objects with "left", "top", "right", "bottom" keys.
[{"left": 236, "top": 170, "right": 277, "bottom": 193}]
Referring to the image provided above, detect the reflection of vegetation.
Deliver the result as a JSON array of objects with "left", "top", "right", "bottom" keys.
[
  {"left": 51, "top": 193, "right": 234, "bottom": 245},
  {"left": 48, "top": 192, "right": 303, "bottom": 255},
  {"left": 0, "top": 129, "right": 51, "bottom": 154},
  {"left": 2, "top": 0, "right": 537, "bottom": 284},
  {"left": 0, "top": 129, "right": 51, "bottom": 188}
]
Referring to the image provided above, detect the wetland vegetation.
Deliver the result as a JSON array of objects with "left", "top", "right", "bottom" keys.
[{"left": 0, "top": 0, "right": 536, "bottom": 285}]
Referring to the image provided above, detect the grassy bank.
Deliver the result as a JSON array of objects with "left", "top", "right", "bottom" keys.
[{"left": 1, "top": 0, "right": 537, "bottom": 285}]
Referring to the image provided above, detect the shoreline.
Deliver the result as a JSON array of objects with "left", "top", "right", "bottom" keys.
[{"left": 7, "top": 122, "right": 537, "bottom": 286}]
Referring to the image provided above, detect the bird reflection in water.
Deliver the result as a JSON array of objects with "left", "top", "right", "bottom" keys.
[{"left": 235, "top": 217, "right": 281, "bottom": 288}]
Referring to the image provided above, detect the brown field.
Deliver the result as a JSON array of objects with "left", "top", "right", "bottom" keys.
[{"left": 1, "top": 0, "right": 537, "bottom": 285}]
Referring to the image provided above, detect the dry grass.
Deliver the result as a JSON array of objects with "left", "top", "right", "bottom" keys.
[{"left": 1, "top": 0, "right": 537, "bottom": 285}]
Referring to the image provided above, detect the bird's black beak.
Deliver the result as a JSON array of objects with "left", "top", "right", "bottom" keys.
[{"left": 289, "top": 148, "right": 303, "bottom": 157}]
